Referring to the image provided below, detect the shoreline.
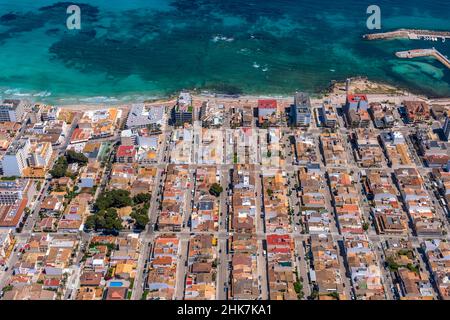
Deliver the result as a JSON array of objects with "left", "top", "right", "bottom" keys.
[{"left": 3, "top": 77, "right": 449, "bottom": 109}]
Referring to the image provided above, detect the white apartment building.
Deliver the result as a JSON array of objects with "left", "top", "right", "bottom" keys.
[
  {"left": 1, "top": 138, "right": 31, "bottom": 177},
  {"left": 0, "top": 99, "right": 27, "bottom": 123},
  {"left": 28, "top": 142, "right": 53, "bottom": 168}
]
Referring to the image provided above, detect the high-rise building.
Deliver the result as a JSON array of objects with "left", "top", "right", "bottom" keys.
[
  {"left": 171, "top": 92, "right": 193, "bottom": 126},
  {"left": 171, "top": 105, "right": 193, "bottom": 126},
  {"left": 291, "top": 92, "right": 311, "bottom": 127},
  {"left": 344, "top": 94, "right": 370, "bottom": 128},
  {"left": 346, "top": 94, "right": 368, "bottom": 112},
  {"left": 1, "top": 138, "right": 31, "bottom": 177},
  {"left": 0, "top": 99, "right": 27, "bottom": 123}
]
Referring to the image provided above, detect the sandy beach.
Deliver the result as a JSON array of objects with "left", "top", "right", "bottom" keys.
[{"left": 51, "top": 77, "right": 448, "bottom": 113}]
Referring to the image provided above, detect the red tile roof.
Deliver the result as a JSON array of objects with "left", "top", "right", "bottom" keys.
[
  {"left": 266, "top": 234, "right": 291, "bottom": 246},
  {"left": 347, "top": 94, "right": 368, "bottom": 103},
  {"left": 70, "top": 128, "right": 91, "bottom": 143},
  {"left": 106, "top": 287, "right": 127, "bottom": 300},
  {"left": 43, "top": 278, "right": 60, "bottom": 287},
  {"left": 116, "top": 145, "right": 136, "bottom": 158},
  {"left": 258, "top": 99, "right": 277, "bottom": 109},
  {"left": 0, "top": 198, "right": 27, "bottom": 228}
]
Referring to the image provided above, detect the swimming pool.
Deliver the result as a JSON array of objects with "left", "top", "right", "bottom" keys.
[{"left": 109, "top": 281, "right": 123, "bottom": 287}]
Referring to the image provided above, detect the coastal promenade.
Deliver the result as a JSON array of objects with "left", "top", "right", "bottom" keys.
[
  {"left": 364, "top": 28, "right": 450, "bottom": 42},
  {"left": 395, "top": 48, "right": 450, "bottom": 69}
]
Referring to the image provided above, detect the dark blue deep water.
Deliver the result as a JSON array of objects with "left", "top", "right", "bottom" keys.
[{"left": 0, "top": 0, "right": 449, "bottom": 103}]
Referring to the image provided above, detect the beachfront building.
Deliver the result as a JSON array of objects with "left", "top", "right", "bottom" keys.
[
  {"left": 290, "top": 92, "right": 311, "bottom": 127},
  {"left": 344, "top": 94, "right": 370, "bottom": 128},
  {"left": 126, "top": 104, "right": 165, "bottom": 130},
  {"left": 403, "top": 101, "right": 431, "bottom": 124},
  {"left": 257, "top": 99, "right": 278, "bottom": 127},
  {"left": 171, "top": 105, "right": 193, "bottom": 126},
  {"left": 0, "top": 99, "right": 27, "bottom": 123},
  {"left": 171, "top": 92, "right": 193, "bottom": 126}
]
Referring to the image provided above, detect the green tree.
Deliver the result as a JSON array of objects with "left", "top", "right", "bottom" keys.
[
  {"left": 131, "top": 211, "right": 149, "bottom": 230},
  {"left": 141, "top": 290, "right": 149, "bottom": 300},
  {"left": 386, "top": 256, "right": 400, "bottom": 271},
  {"left": 49, "top": 156, "right": 68, "bottom": 178},
  {"left": 104, "top": 208, "right": 123, "bottom": 230},
  {"left": 66, "top": 150, "right": 88, "bottom": 165},
  {"left": 309, "top": 289, "right": 319, "bottom": 300},
  {"left": 362, "top": 222, "right": 370, "bottom": 231},
  {"left": 1, "top": 176, "right": 18, "bottom": 181},
  {"left": 85, "top": 208, "right": 123, "bottom": 233},
  {"left": 406, "top": 263, "right": 419, "bottom": 274},
  {"left": 84, "top": 215, "right": 96, "bottom": 231},
  {"left": 95, "top": 189, "right": 132, "bottom": 211},
  {"left": 209, "top": 183, "right": 223, "bottom": 197},
  {"left": 328, "top": 291, "right": 340, "bottom": 300},
  {"left": 133, "top": 193, "right": 151, "bottom": 205},
  {"left": 294, "top": 281, "right": 303, "bottom": 294},
  {"left": 2, "top": 285, "right": 13, "bottom": 292}
]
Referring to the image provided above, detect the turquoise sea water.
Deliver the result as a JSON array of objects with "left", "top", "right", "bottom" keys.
[{"left": 0, "top": 0, "right": 449, "bottom": 103}]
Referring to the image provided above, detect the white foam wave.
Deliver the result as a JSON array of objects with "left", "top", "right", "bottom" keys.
[{"left": 211, "top": 35, "right": 235, "bottom": 43}]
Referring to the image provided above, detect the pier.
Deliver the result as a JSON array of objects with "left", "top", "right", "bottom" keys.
[
  {"left": 364, "top": 29, "right": 450, "bottom": 42},
  {"left": 395, "top": 48, "right": 450, "bottom": 69}
]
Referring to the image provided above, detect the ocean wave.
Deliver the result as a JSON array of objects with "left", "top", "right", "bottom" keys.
[
  {"left": 0, "top": 88, "right": 159, "bottom": 105},
  {"left": 55, "top": 94, "right": 167, "bottom": 105},
  {"left": 211, "top": 35, "right": 234, "bottom": 43},
  {"left": 1, "top": 88, "right": 52, "bottom": 98},
  {"left": 57, "top": 98, "right": 78, "bottom": 103},
  {"left": 78, "top": 96, "right": 120, "bottom": 103},
  {"left": 33, "top": 91, "right": 52, "bottom": 97},
  {"left": 238, "top": 48, "right": 250, "bottom": 55},
  {"left": 3, "top": 88, "right": 31, "bottom": 97},
  {"left": 253, "top": 62, "right": 269, "bottom": 72}
]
